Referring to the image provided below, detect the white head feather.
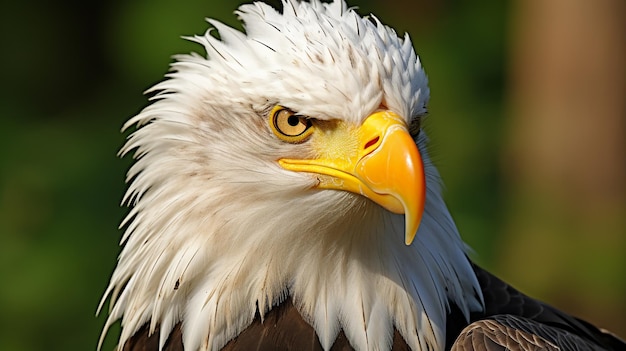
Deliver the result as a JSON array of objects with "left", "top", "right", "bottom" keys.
[{"left": 99, "top": 1, "right": 483, "bottom": 350}]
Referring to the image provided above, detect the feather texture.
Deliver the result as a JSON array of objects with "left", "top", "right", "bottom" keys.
[
  {"left": 98, "top": 1, "right": 624, "bottom": 351},
  {"left": 98, "top": 1, "right": 479, "bottom": 350},
  {"left": 120, "top": 266, "right": 625, "bottom": 351}
]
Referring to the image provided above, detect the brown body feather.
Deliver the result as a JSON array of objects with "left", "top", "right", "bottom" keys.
[
  {"left": 123, "top": 298, "right": 411, "bottom": 351},
  {"left": 123, "top": 265, "right": 625, "bottom": 351}
]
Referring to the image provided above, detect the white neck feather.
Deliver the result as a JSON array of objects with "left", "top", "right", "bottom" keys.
[{"left": 99, "top": 143, "right": 483, "bottom": 351}]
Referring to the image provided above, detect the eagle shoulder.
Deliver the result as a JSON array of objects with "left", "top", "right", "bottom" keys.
[{"left": 445, "top": 264, "right": 626, "bottom": 351}]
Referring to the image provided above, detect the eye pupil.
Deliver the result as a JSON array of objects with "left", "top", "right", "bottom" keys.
[
  {"left": 288, "top": 115, "right": 300, "bottom": 127},
  {"left": 269, "top": 106, "right": 314, "bottom": 143}
]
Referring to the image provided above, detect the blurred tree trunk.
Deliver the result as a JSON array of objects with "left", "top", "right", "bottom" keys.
[{"left": 501, "top": 0, "right": 626, "bottom": 334}]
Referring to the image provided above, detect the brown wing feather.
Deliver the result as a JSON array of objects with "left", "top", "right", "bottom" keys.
[
  {"left": 451, "top": 315, "right": 607, "bottom": 351},
  {"left": 123, "top": 297, "right": 412, "bottom": 351},
  {"left": 447, "top": 264, "right": 626, "bottom": 351}
]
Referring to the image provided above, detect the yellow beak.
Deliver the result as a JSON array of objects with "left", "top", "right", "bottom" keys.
[{"left": 279, "top": 111, "right": 426, "bottom": 245}]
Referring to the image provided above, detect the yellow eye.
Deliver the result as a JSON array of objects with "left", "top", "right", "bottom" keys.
[{"left": 269, "top": 105, "right": 314, "bottom": 143}]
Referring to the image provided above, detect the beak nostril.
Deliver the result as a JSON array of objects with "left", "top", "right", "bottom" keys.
[{"left": 364, "top": 136, "right": 380, "bottom": 150}]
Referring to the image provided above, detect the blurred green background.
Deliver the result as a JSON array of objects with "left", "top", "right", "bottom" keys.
[{"left": 0, "top": 0, "right": 624, "bottom": 350}]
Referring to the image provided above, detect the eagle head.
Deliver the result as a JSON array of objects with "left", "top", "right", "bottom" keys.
[{"left": 99, "top": 1, "right": 482, "bottom": 351}]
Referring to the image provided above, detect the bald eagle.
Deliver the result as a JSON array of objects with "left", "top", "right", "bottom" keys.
[{"left": 98, "top": 1, "right": 625, "bottom": 350}]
